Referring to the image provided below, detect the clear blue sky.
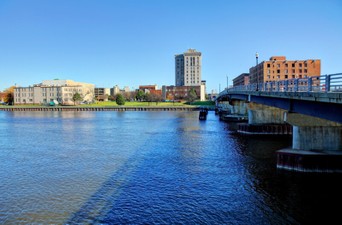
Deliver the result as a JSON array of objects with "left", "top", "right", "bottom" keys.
[{"left": 1, "top": 0, "right": 341, "bottom": 93}]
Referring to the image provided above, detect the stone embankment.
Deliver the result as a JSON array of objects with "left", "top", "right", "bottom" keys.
[{"left": 0, "top": 106, "right": 199, "bottom": 112}]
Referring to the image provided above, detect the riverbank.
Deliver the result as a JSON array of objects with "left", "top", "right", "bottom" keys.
[
  {"left": 0, "top": 101, "right": 215, "bottom": 111},
  {"left": 0, "top": 106, "right": 201, "bottom": 112}
]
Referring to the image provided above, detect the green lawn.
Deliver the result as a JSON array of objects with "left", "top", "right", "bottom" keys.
[
  {"left": 84, "top": 101, "right": 189, "bottom": 107},
  {"left": 189, "top": 101, "right": 215, "bottom": 106}
]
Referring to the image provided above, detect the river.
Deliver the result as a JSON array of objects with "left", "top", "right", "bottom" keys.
[{"left": 0, "top": 111, "right": 341, "bottom": 224}]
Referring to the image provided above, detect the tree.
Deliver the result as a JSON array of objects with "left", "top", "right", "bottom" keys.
[
  {"left": 123, "top": 91, "right": 132, "bottom": 102},
  {"left": 116, "top": 93, "right": 125, "bottom": 105},
  {"left": 136, "top": 90, "right": 145, "bottom": 101},
  {"left": 108, "top": 95, "right": 115, "bottom": 101},
  {"left": 4, "top": 86, "right": 15, "bottom": 105},
  {"left": 187, "top": 88, "right": 198, "bottom": 103},
  {"left": 72, "top": 92, "right": 83, "bottom": 105},
  {"left": 146, "top": 92, "right": 162, "bottom": 105}
]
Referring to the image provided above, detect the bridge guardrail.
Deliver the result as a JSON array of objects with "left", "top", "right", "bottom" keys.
[{"left": 220, "top": 73, "right": 342, "bottom": 97}]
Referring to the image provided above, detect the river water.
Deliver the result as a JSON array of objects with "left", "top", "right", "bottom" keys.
[{"left": 0, "top": 111, "right": 341, "bottom": 224}]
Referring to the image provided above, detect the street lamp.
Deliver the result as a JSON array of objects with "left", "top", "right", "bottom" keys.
[{"left": 255, "top": 52, "right": 259, "bottom": 91}]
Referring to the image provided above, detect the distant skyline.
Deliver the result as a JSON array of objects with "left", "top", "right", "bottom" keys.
[{"left": 1, "top": 0, "right": 341, "bottom": 93}]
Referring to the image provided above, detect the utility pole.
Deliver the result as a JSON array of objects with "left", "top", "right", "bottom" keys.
[{"left": 256, "top": 52, "right": 259, "bottom": 91}]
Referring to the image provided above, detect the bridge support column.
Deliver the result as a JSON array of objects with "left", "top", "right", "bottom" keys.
[
  {"left": 277, "top": 113, "right": 342, "bottom": 172},
  {"left": 237, "top": 102, "right": 291, "bottom": 135},
  {"left": 247, "top": 102, "right": 286, "bottom": 124},
  {"left": 231, "top": 100, "right": 247, "bottom": 115},
  {"left": 219, "top": 100, "right": 248, "bottom": 122}
]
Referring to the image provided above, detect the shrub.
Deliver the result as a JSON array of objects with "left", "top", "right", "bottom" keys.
[{"left": 116, "top": 94, "right": 125, "bottom": 105}]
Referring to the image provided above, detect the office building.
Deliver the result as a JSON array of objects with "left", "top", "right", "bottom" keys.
[
  {"left": 175, "top": 49, "right": 202, "bottom": 86},
  {"left": 14, "top": 79, "right": 94, "bottom": 105},
  {"left": 162, "top": 81, "right": 206, "bottom": 101},
  {"left": 233, "top": 73, "right": 250, "bottom": 87},
  {"left": 139, "top": 85, "right": 162, "bottom": 96},
  {"left": 110, "top": 85, "right": 130, "bottom": 96},
  {"left": 249, "top": 56, "right": 321, "bottom": 84},
  {"left": 95, "top": 88, "right": 110, "bottom": 101}
]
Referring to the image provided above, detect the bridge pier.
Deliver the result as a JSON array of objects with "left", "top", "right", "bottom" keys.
[
  {"left": 237, "top": 102, "right": 292, "bottom": 135},
  {"left": 231, "top": 100, "right": 247, "bottom": 115},
  {"left": 277, "top": 113, "right": 342, "bottom": 172},
  {"left": 247, "top": 102, "right": 286, "bottom": 124}
]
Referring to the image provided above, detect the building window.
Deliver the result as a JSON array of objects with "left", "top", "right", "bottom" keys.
[
  {"left": 285, "top": 75, "right": 288, "bottom": 79},
  {"left": 285, "top": 64, "right": 288, "bottom": 67},
  {"left": 299, "top": 69, "right": 302, "bottom": 73},
  {"left": 304, "top": 69, "right": 307, "bottom": 73},
  {"left": 267, "top": 64, "right": 270, "bottom": 68},
  {"left": 292, "top": 63, "right": 295, "bottom": 67},
  {"left": 285, "top": 69, "right": 288, "bottom": 74},
  {"left": 277, "top": 64, "right": 280, "bottom": 68},
  {"left": 299, "top": 63, "right": 302, "bottom": 68},
  {"left": 292, "top": 69, "right": 295, "bottom": 73},
  {"left": 277, "top": 69, "right": 280, "bottom": 73}
]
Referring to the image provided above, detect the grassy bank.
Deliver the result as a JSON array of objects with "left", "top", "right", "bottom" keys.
[{"left": 85, "top": 101, "right": 188, "bottom": 107}]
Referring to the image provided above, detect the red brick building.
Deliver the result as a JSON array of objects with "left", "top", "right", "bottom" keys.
[
  {"left": 139, "top": 85, "right": 162, "bottom": 96},
  {"left": 162, "top": 85, "right": 201, "bottom": 101},
  {"left": 233, "top": 73, "right": 250, "bottom": 87},
  {"left": 249, "top": 56, "right": 321, "bottom": 84}
]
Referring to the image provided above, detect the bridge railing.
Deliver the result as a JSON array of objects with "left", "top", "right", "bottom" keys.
[{"left": 223, "top": 73, "right": 342, "bottom": 95}]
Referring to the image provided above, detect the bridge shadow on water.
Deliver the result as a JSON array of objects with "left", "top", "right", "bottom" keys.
[
  {"left": 65, "top": 152, "right": 144, "bottom": 224},
  {"left": 65, "top": 114, "right": 201, "bottom": 224}
]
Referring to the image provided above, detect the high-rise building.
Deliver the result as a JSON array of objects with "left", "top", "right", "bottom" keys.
[
  {"left": 175, "top": 49, "right": 202, "bottom": 86},
  {"left": 249, "top": 56, "right": 321, "bottom": 84}
]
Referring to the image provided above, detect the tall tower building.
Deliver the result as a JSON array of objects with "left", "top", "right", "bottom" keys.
[{"left": 175, "top": 49, "right": 202, "bottom": 86}]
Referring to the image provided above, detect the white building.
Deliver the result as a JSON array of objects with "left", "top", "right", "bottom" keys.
[
  {"left": 14, "top": 79, "right": 95, "bottom": 105},
  {"left": 110, "top": 85, "right": 130, "bottom": 96},
  {"left": 175, "top": 49, "right": 202, "bottom": 86}
]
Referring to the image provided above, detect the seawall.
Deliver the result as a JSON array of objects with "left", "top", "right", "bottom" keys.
[{"left": 0, "top": 106, "right": 199, "bottom": 112}]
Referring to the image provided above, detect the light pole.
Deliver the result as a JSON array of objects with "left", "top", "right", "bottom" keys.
[{"left": 256, "top": 52, "right": 259, "bottom": 91}]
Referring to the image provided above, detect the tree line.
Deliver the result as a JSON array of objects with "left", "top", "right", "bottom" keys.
[{"left": 1, "top": 86, "right": 199, "bottom": 106}]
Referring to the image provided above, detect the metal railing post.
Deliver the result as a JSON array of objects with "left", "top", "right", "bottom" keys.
[
  {"left": 276, "top": 81, "right": 280, "bottom": 92},
  {"left": 284, "top": 80, "right": 288, "bottom": 92},
  {"left": 308, "top": 77, "right": 312, "bottom": 92},
  {"left": 264, "top": 82, "right": 267, "bottom": 92},
  {"left": 294, "top": 79, "right": 298, "bottom": 92},
  {"left": 325, "top": 75, "right": 331, "bottom": 92}
]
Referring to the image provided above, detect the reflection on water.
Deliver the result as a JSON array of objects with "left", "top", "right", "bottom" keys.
[{"left": 0, "top": 111, "right": 341, "bottom": 224}]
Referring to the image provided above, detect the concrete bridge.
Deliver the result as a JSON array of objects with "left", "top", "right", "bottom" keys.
[{"left": 216, "top": 73, "right": 342, "bottom": 173}]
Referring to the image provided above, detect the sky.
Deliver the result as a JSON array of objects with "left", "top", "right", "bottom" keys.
[{"left": 0, "top": 0, "right": 341, "bottom": 93}]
